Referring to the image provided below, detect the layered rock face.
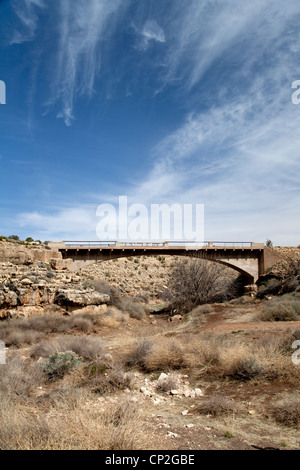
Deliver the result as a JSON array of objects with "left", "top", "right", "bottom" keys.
[
  {"left": 0, "top": 263, "right": 110, "bottom": 319},
  {"left": 267, "top": 247, "right": 300, "bottom": 278},
  {"left": 0, "top": 241, "right": 110, "bottom": 319},
  {"left": 0, "top": 240, "right": 61, "bottom": 265}
]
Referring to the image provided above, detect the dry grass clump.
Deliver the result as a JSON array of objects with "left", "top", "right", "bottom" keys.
[
  {"left": 91, "top": 279, "right": 146, "bottom": 320},
  {"left": 257, "top": 298, "right": 300, "bottom": 322},
  {"left": 80, "top": 363, "right": 134, "bottom": 395},
  {"left": 99, "top": 307, "right": 129, "bottom": 329},
  {"left": 125, "top": 330, "right": 300, "bottom": 385},
  {"left": 0, "top": 390, "right": 150, "bottom": 450},
  {"left": 268, "top": 398, "right": 300, "bottom": 428},
  {"left": 187, "top": 305, "right": 215, "bottom": 328},
  {"left": 187, "top": 336, "right": 263, "bottom": 381},
  {"left": 67, "top": 314, "right": 93, "bottom": 332},
  {"left": 0, "top": 314, "right": 95, "bottom": 349},
  {"left": 61, "top": 357, "right": 135, "bottom": 395},
  {"left": 0, "top": 327, "right": 44, "bottom": 347},
  {"left": 190, "top": 304, "right": 215, "bottom": 315},
  {"left": 184, "top": 334, "right": 222, "bottom": 371},
  {"left": 125, "top": 338, "right": 155, "bottom": 369},
  {"left": 119, "top": 298, "right": 146, "bottom": 320},
  {"left": 31, "top": 335, "right": 109, "bottom": 362},
  {"left": 126, "top": 337, "right": 189, "bottom": 372},
  {"left": 145, "top": 337, "right": 188, "bottom": 371},
  {"left": 0, "top": 355, "right": 45, "bottom": 397},
  {"left": 223, "top": 357, "right": 263, "bottom": 382},
  {"left": 194, "top": 394, "right": 240, "bottom": 417}
]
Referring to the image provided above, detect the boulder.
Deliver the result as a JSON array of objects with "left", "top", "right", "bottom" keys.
[
  {"left": 55, "top": 288, "right": 110, "bottom": 307},
  {"left": 0, "top": 289, "right": 18, "bottom": 308},
  {"left": 49, "top": 258, "right": 73, "bottom": 271}
]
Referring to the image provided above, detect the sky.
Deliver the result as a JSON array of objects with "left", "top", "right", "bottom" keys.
[{"left": 0, "top": 0, "right": 300, "bottom": 245}]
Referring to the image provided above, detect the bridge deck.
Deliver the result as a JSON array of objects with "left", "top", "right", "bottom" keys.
[{"left": 56, "top": 241, "right": 264, "bottom": 250}]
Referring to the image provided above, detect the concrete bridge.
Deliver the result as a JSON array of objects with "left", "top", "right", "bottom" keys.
[{"left": 48, "top": 241, "right": 280, "bottom": 284}]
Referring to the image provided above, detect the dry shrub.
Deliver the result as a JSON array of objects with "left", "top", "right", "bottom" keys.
[
  {"left": 185, "top": 335, "right": 262, "bottom": 381},
  {"left": 128, "top": 337, "right": 189, "bottom": 372},
  {"left": 269, "top": 398, "right": 300, "bottom": 428},
  {"left": 1, "top": 328, "right": 43, "bottom": 347},
  {"left": 90, "top": 279, "right": 147, "bottom": 320},
  {"left": 126, "top": 338, "right": 155, "bottom": 369},
  {"left": 15, "top": 315, "right": 71, "bottom": 333},
  {"left": 60, "top": 358, "right": 135, "bottom": 395},
  {"left": 191, "top": 304, "right": 215, "bottom": 315},
  {"left": 119, "top": 298, "right": 146, "bottom": 320},
  {"left": 31, "top": 335, "right": 108, "bottom": 362},
  {"left": 0, "top": 355, "right": 45, "bottom": 397},
  {"left": 127, "top": 330, "right": 300, "bottom": 384},
  {"left": 168, "top": 258, "right": 238, "bottom": 313},
  {"left": 257, "top": 278, "right": 282, "bottom": 298},
  {"left": 185, "top": 335, "right": 221, "bottom": 370},
  {"left": 0, "top": 391, "right": 150, "bottom": 450},
  {"left": 194, "top": 394, "right": 240, "bottom": 417},
  {"left": 86, "top": 366, "right": 134, "bottom": 395},
  {"left": 100, "top": 307, "right": 129, "bottom": 329},
  {"left": 0, "top": 315, "right": 94, "bottom": 348},
  {"left": 257, "top": 299, "right": 300, "bottom": 322},
  {"left": 223, "top": 357, "right": 263, "bottom": 382},
  {"left": 68, "top": 314, "right": 93, "bottom": 332}
]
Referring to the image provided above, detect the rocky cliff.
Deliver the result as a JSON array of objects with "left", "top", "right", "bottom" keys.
[{"left": 0, "top": 241, "right": 109, "bottom": 319}]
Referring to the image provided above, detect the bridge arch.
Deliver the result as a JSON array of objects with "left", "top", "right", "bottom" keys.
[{"left": 60, "top": 247, "right": 262, "bottom": 285}]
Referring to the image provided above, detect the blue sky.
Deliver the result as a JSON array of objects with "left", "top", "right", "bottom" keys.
[{"left": 0, "top": 0, "right": 300, "bottom": 245}]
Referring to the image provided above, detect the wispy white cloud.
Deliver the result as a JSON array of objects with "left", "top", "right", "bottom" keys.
[
  {"left": 139, "top": 20, "right": 166, "bottom": 50},
  {"left": 161, "top": 0, "right": 300, "bottom": 91},
  {"left": 10, "top": 0, "right": 45, "bottom": 44},
  {"left": 47, "top": 0, "right": 125, "bottom": 126}
]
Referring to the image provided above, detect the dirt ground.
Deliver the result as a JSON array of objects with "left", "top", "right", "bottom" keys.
[
  {"left": 91, "top": 300, "right": 300, "bottom": 451},
  {"left": 1, "top": 297, "right": 300, "bottom": 451}
]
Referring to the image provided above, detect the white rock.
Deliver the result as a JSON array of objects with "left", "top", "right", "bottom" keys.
[
  {"left": 167, "top": 431, "right": 179, "bottom": 438},
  {"left": 20, "top": 278, "right": 32, "bottom": 285},
  {"left": 194, "top": 388, "right": 204, "bottom": 397},
  {"left": 158, "top": 373, "right": 168, "bottom": 381}
]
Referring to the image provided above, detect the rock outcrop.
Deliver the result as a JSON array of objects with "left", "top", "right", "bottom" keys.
[
  {"left": 0, "top": 246, "right": 110, "bottom": 318},
  {"left": 0, "top": 240, "right": 62, "bottom": 265},
  {"left": 55, "top": 288, "right": 110, "bottom": 307}
]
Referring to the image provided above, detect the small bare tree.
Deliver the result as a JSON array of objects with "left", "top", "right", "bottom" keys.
[{"left": 167, "top": 257, "right": 239, "bottom": 313}]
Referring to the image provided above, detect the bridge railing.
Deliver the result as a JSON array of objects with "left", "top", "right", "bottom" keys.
[{"left": 62, "top": 241, "right": 261, "bottom": 248}]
